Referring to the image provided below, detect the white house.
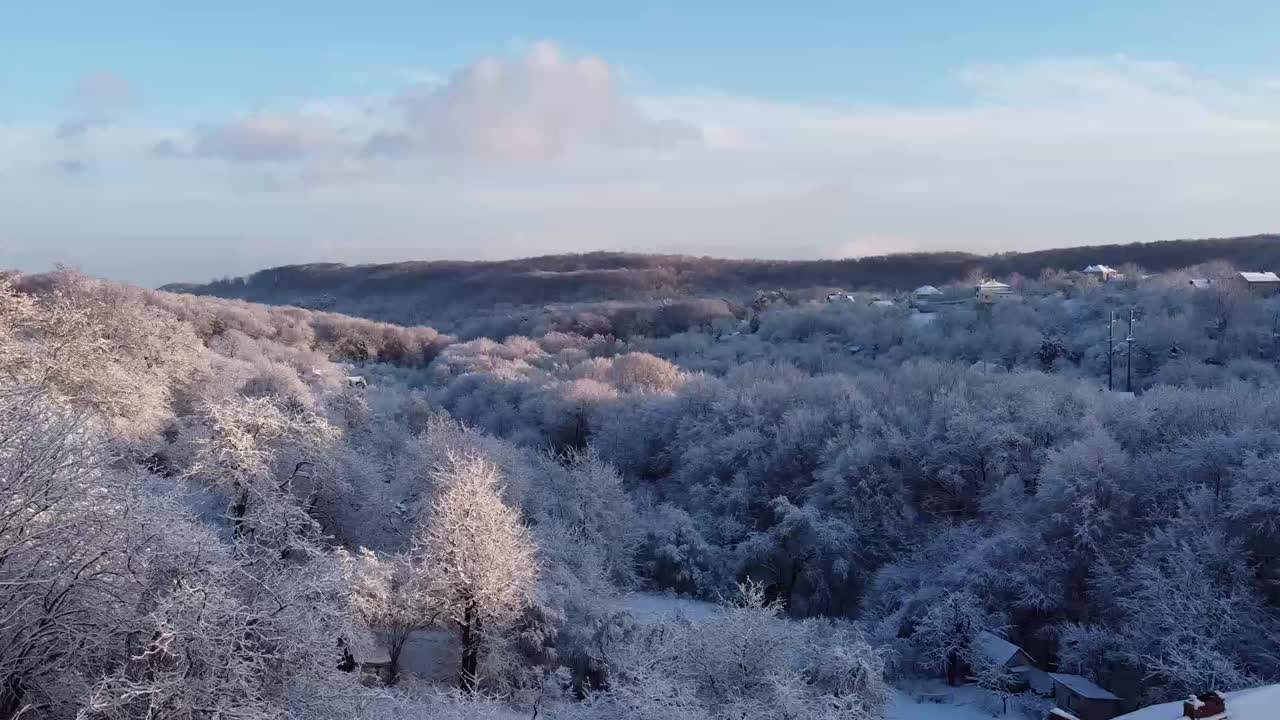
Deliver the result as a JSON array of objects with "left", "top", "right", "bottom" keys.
[
  {"left": 1237, "top": 271, "right": 1280, "bottom": 296},
  {"left": 976, "top": 280, "right": 1014, "bottom": 304},
  {"left": 1083, "top": 265, "right": 1122, "bottom": 281}
]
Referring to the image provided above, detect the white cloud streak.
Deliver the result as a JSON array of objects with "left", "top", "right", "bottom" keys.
[{"left": 4, "top": 51, "right": 1280, "bottom": 285}]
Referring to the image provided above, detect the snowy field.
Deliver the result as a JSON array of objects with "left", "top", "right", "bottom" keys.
[
  {"left": 885, "top": 688, "right": 998, "bottom": 720},
  {"left": 620, "top": 591, "right": 722, "bottom": 623}
]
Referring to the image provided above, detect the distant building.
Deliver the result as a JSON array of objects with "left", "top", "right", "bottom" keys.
[
  {"left": 913, "top": 285, "right": 943, "bottom": 302},
  {"left": 1236, "top": 271, "right": 1280, "bottom": 296},
  {"left": 1083, "top": 265, "right": 1122, "bottom": 281},
  {"left": 1049, "top": 673, "right": 1122, "bottom": 720},
  {"left": 1188, "top": 278, "right": 1214, "bottom": 290},
  {"left": 826, "top": 292, "right": 857, "bottom": 303},
  {"left": 976, "top": 280, "right": 1014, "bottom": 304}
]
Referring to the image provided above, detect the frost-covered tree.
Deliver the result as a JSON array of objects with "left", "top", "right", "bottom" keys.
[
  {"left": 414, "top": 451, "right": 538, "bottom": 692},
  {"left": 338, "top": 548, "right": 437, "bottom": 684},
  {"left": 911, "top": 590, "right": 991, "bottom": 685}
]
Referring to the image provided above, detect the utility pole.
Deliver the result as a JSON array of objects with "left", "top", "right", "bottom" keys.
[
  {"left": 1107, "top": 311, "right": 1115, "bottom": 391},
  {"left": 1126, "top": 309, "right": 1135, "bottom": 393}
]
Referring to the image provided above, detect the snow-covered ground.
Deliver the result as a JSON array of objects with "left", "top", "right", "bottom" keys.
[
  {"left": 885, "top": 688, "right": 998, "bottom": 720},
  {"left": 1113, "top": 683, "right": 1280, "bottom": 720},
  {"left": 620, "top": 591, "right": 722, "bottom": 623}
]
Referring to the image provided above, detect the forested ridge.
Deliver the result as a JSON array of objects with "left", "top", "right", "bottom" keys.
[
  {"left": 3, "top": 254, "right": 1280, "bottom": 719},
  {"left": 166, "top": 234, "right": 1280, "bottom": 333}
]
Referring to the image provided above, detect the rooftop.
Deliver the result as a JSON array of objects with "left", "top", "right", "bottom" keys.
[
  {"left": 976, "top": 630, "right": 1029, "bottom": 667},
  {"left": 1050, "top": 673, "right": 1120, "bottom": 701},
  {"left": 1239, "top": 271, "right": 1280, "bottom": 283}
]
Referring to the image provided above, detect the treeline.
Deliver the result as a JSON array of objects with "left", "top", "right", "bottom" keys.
[{"left": 166, "top": 235, "right": 1280, "bottom": 332}]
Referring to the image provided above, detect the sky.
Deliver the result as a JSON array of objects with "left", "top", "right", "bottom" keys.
[{"left": 3, "top": 1, "right": 1280, "bottom": 286}]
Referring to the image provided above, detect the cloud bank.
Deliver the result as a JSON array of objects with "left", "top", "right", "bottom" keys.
[{"left": 3, "top": 49, "right": 1280, "bottom": 285}]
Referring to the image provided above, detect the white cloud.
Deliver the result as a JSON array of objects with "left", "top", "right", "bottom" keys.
[{"left": 5, "top": 53, "right": 1280, "bottom": 285}]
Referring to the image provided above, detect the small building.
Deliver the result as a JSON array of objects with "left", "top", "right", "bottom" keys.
[
  {"left": 1083, "top": 265, "right": 1122, "bottom": 281},
  {"left": 826, "top": 292, "right": 857, "bottom": 303},
  {"left": 974, "top": 630, "right": 1053, "bottom": 694},
  {"left": 976, "top": 280, "right": 1014, "bottom": 304},
  {"left": 1188, "top": 278, "right": 1214, "bottom": 290},
  {"left": 1236, "top": 271, "right": 1280, "bottom": 296},
  {"left": 1049, "top": 673, "right": 1122, "bottom": 720},
  {"left": 913, "top": 285, "right": 943, "bottom": 303}
]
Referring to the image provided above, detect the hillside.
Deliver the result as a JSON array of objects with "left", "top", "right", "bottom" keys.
[{"left": 163, "top": 235, "right": 1280, "bottom": 331}]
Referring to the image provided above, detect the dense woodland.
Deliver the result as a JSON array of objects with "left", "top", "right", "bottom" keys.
[{"left": 3, "top": 253, "right": 1280, "bottom": 719}]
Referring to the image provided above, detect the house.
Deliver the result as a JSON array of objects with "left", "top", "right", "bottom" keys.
[
  {"left": 1049, "top": 673, "right": 1122, "bottom": 720},
  {"left": 974, "top": 630, "right": 1053, "bottom": 694},
  {"left": 1236, "top": 271, "right": 1280, "bottom": 296},
  {"left": 976, "top": 280, "right": 1014, "bottom": 304},
  {"left": 1084, "top": 265, "right": 1122, "bottom": 281}
]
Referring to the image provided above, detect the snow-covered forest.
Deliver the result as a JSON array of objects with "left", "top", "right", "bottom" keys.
[{"left": 2, "top": 261, "right": 1278, "bottom": 719}]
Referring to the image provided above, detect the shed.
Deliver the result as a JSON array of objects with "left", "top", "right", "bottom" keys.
[
  {"left": 1050, "top": 673, "right": 1122, "bottom": 720},
  {"left": 1083, "top": 265, "right": 1121, "bottom": 281},
  {"left": 974, "top": 631, "right": 1051, "bottom": 693},
  {"left": 976, "top": 630, "right": 1035, "bottom": 669}
]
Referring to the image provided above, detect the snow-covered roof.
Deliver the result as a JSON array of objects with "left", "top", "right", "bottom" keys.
[
  {"left": 976, "top": 280, "right": 1012, "bottom": 290},
  {"left": 1239, "top": 271, "right": 1280, "bottom": 283},
  {"left": 1049, "top": 673, "right": 1120, "bottom": 701},
  {"left": 1049, "top": 709, "right": 1083, "bottom": 720},
  {"left": 914, "top": 285, "right": 942, "bottom": 296},
  {"left": 1083, "top": 265, "right": 1115, "bottom": 274},
  {"left": 1115, "top": 683, "right": 1279, "bottom": 720},
  {"left": 976, "top": 630, "right": 1028, "bottom": 667},
  {"left": 870, "top": 299, "right": 896, "bottom": 307}
]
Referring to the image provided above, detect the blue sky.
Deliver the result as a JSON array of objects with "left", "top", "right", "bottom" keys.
[{"left": 3, "top": 2, "right": 1280, "bottom": 284}]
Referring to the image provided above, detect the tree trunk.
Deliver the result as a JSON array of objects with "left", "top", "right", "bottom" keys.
[
  {"left": 0, "top": 674, "right": 26, "bottom": 720},
  {"left": 459, "top": 605, "right": 482, "bottom": 693},
  {"left": 388, "top": 638, "right": 404, "bottom": 686},
  {"left": 231, "top": 484, "right": 249, "bottom": 537}
]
